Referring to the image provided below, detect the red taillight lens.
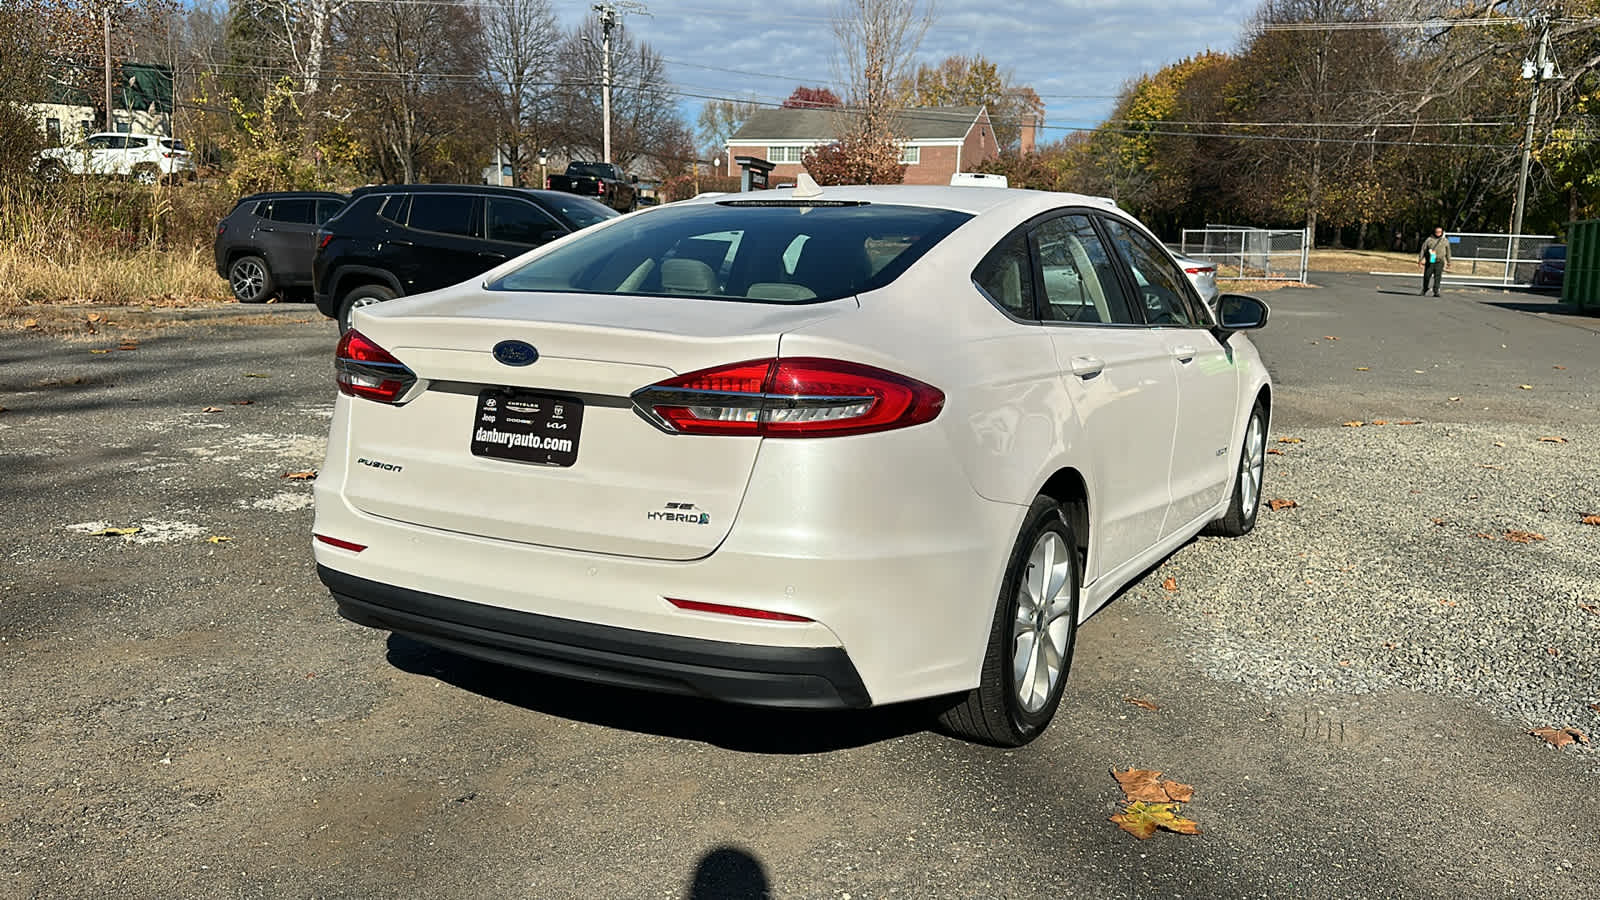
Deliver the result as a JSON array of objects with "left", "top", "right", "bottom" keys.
[
  {"left": 1184, "top": 266, "right": 1214, "bottom": 275},
  {"left": 632, "top": 358, "right": 943, "bottom": 438},
  {"left": 318, "top": 233, "right": 333, "bottom": 250},
  {"left": 315, "top": 534, "right": 367, "bottom": 553},
  {"left": 667, "top": 598, "right": 812, "bottom": 622},
  {"left": 216, "top": 223, "right": 227, "bottom": 237},
  {"left": 597, "top": 180, "right": 606, "bottom": 193},
  {"left": 335, "top": 329, "right": 417, "bottom": 403},
  {"left": 545, "top": 176, "right": 553, "bottom": 189}
]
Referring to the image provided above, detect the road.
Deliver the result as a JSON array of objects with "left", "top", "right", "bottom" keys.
[{"left": 1, "top": 278, "right": 1596, "bottom": 899}]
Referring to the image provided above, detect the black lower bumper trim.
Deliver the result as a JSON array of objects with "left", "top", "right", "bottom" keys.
[{"left": 318, "top": 566, "right": 871, "bottom": 709}]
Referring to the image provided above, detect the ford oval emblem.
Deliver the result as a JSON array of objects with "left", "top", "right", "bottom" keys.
[{"left": 492, "top": 340, "right": 539, "bottom": 367}]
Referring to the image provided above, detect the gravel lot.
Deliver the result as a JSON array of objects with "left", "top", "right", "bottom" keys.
[{"left": 2, "top": 282, "right": 1597, "bottom": 898}]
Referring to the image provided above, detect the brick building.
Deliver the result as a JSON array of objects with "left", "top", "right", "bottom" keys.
[{"left": 725, "top": 105, "right": 1028, "bottom": 186}]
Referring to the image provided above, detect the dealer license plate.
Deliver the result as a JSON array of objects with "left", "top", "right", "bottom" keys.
[{"left": 470, "top": 390, "right": 583, "bottom": 467}]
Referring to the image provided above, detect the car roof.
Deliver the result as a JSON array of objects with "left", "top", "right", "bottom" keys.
[
  {"left": 87, "top": 132, "right": 168, "bottom": 140},
  {"left": 348, "top": 184, "right": 583, "bottom": 202},
  {"left": 239, "top": 191, "right": 347, "bottom": 202},
  {"left": 676, "top": 184, "right": 1124, "bottom": 219}
]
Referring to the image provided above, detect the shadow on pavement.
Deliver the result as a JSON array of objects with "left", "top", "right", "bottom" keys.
[
  {"left": 383, "top": 633, "right": 941, "bottom": 754},
  {"left": 688, "top": 846, "right": 773, "bottom": 900}
]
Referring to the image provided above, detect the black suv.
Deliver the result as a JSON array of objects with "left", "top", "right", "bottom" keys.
[
  {"left": 214, "top": 192, "right": 348, "bottom": 303},
  {"left": 313, "top": 184, "right": 619, "bottom": 330}
]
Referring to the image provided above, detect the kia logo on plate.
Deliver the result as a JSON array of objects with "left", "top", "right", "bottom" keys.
[{"left": 492, "top": 340, "right": 539, "bottom": 366}]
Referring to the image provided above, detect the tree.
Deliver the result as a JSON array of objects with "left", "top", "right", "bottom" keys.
[
  {"left": 478, "top": 0, "right": 559, "bottom": 185},
  {"left": 905, "top": 54, "right": 1046, "bottom": 150},
  {"left": 817, "top": 0, "right": 931, "bottom": 184},
  {"left": 800, "top": 129, "right": 904, "bottom": 185},
  {"left": 697, "top": 97, "right": 762, "bottom": 159},
  {"left": 782, "top": 86, "right": 841, "bottom": 109},
  {"left": 550, "top": 14, "right": 688, "bottom": 174},
  {"left": 332, "top": 0, "right": 490, "bottom": 183}
]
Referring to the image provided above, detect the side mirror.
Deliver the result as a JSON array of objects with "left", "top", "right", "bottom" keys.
[{"left": 1215, "top": 294, "right": 1269, "bottom": 333}]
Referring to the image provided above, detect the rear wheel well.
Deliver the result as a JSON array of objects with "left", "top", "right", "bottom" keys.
[
  {"left": 333, "top": 270, "right": 398, "bottom": 301},
  {"left": 1038, "top": 468, "right": 1090, "bottom": 571}
]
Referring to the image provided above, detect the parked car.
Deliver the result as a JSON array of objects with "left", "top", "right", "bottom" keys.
[
  {"left": 1174, "top": 254, "right": 1220, "bottom": 305},
  {"left": 37, "top": 132, "right": 195, "bottom": 185},
  {"left": 314, "top": 183, "right": 1273, "bottom": 746},
  {"left": 1531, "top": 244, "right": 1566, "bottom": 288},
  {"left": 214, "top": 192, "right": 348, "bottom": 303},
  {"left": 545, "top": 161, "right": 639, "bottom": 212},
  {"left": 314, "top": 184, "right": 619, "bottom": 331}
]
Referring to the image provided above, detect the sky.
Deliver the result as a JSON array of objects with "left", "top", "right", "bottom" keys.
[{"left": 547, "top": 0, "right": 1263, "bottom": 145}]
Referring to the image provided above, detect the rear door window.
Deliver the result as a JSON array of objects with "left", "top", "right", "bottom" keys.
[
  {"left": 376, "top": 194, "right": 408, "bottom": 224},
  {"left": 490, "top": 202, "right": 970, "bottom": 303},
  {"left": 1100, "top": 216, "right": 1201, "bottom": 327},
  {"left": 486, "top": 198, "right": 564, "bottom": 245},
  {"left": 407, "top": 195, "right": 479, "bottom": 237},
  {"left": 268, "top": 198, "right": 316, "bottom": 224},
  {"left": 315, "top": 199, "right": 345, "bottom": 225}
]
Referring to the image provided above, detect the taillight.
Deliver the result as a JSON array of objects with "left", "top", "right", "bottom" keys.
[
  {"left": 318, "top": 232, "right": 333, "bottom": 250},
  {"left": 545, "top": 176, "right": 553, "bottom": 189},
  {"left": 315, "top": 534, "right": 367, "bottom": 553},
  {"left": 631, "top": 358, "right": 943, "bottom": 438},
  {"left": 597, "top": 180, "right": 605, "bottom": 193},
  {"left": 1184, "top": 266, "right": 1214, "bottom": 275},
  {"left": 216, "top": 223, "right": 227, "bottom": 237},
  {"left": 335, "top": 329, "right": 416, "bottom": 403}
]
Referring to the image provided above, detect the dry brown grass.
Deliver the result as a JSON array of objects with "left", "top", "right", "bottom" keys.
[
  {"left": 1307, "top": 249, "right": 1421, "bottom": 273},
  {"left": 1218, "top": 278, "right": 1315, "bottom": 293},
  {"left": 0, "top": 243, "right": 230, "bottom": 316}
]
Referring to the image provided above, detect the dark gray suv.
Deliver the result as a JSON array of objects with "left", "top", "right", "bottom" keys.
[{"left": 214, "top": 192, "right": 348, "bottom": 303}]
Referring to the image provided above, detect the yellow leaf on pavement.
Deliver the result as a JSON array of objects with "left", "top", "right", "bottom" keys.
[
  {"left": 1342, "top": 421, "right": 1364, "bottom": 427},
  {"left": 1161, "top": 577, "right": 1177, "bottom": 592},
  {"left": 1268, "top": 498, "right": 1298, "bottom": 511},
  {"left": 1110, "top": 802, "right": 1201, "bottom": 840},
  {"left": 281, "top": 470, "right": 317, "bottom": 481},
  {"left": 1581, "top": 515, "right": 1600, "bottom": 526},
  {"left": 1355, "top": 367, "right": 1370, "bottom": 371},
  {"left": 1277, "top": 437, "right": 1303, "bottom": 444},
  {"left": 1125, "top": 697, "right": 1159, "bottom": 712},
  {"left": 206, "top": 536, "right": 232, "bottom": 544},
  {"left": 1538, "top": 436, "right": 1568, "bottom": 443},
  {"left": 1519, "top": 385, "right": 1533, "bottom": 390},
  {"left": 202, "top": 406, "right": 223, "bottom": 413}
]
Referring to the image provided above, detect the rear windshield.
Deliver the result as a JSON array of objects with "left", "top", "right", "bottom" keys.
[
  {"left": 1544, "top": 245, "right": 1566, "bottom": 260},
  {"left": 489, "top": 203, "right": 971, "bottom": 303},
  {"left": 567, "top": 163, "right": 614, "bottom": 179},
  {"left": 160, "top": 139, "right": 186, "bottom": 151}
]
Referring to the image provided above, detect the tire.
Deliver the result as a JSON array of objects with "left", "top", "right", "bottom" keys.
[
  {"left": 37, "top": 160, "right": 67, "bottom": 183},
  {"left": 937, "top": 496, "right": 1081, "bottom": 747},
  {"left": 228, "top": 255, "right": 274, "bottom": 304},
  {"left": 1204, "top": 400, "right": 1267, "bottom": 537},
  {"left": 337, "top": 283, "right": 396, "bottom": 332},
  {"left": 132, "top": 164, "right": 160, "bottom": 186}
]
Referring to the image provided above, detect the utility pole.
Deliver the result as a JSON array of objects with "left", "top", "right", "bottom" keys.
[
  {"left": 1510, "top": 15, "right": 1555, "bottom": 263},
  {"left": 591, "top": 1, "right": 649, "bottom": 165},
  {"left": 103, "top": 7, "right": 113, "bottom": 132},
  {"left": 596, "top": 3, "right": 614, "bottom": 163}
]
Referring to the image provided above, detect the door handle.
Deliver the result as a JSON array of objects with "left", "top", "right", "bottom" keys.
[
  {"left": 1172, "top": 345, "right": 1198, "bottom": 363},
  {"left": 258, "top": 226, "right": 275, "bottom": 233},
  {"left": 478, "top": 250, "right": 509, "bottom": 259},
  {"left": 1069, "top": 356, "right": 1104, "bottom": 379}
]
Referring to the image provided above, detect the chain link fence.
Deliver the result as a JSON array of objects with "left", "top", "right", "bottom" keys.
[{"left": 1180, "top": 225, "right": 1310, "bottom": 283}]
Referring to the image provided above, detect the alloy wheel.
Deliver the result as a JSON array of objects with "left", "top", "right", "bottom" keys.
[
  {"left": 1240, "top": 413, "right": 1265, "bottom": 516},
  {"left": 1012, "top": 531, "right": 1075, "bottom": 713},
  {"left": 230, "top": 260, "right": 265, "bottom": 301}
]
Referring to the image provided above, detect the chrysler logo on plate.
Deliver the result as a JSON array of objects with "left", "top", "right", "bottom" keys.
[{"left": 492, "top": 340, "right": 539, "bottom": 366}]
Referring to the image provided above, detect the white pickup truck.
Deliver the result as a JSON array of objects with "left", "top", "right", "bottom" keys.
[{"left": 37, "top": 132, "right": 195, "bottom": 184}]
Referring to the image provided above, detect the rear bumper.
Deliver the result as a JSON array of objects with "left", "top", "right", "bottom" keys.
[{"left": 320, "top": 564, "right": 872, "bottom": 709}]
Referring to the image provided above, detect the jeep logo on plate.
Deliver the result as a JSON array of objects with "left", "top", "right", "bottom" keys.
[{"left": 492, "top": 340, "right": 539, "bottom": 367}]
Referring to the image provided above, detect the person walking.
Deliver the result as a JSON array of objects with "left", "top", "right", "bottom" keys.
[{"left": 1419, "top": 227, "right": 1451, "bottom": 296}]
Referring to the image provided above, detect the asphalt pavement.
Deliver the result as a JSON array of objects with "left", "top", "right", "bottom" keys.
[{"left": 1, "top": 280, "right": 1596, "bottom": 899}]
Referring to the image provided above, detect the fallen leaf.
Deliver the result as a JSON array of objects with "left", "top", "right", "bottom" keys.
[
  {"left": 1438, "top": 599, "right": 1459, "bottom": 607},
  {"left": 1589, "top": 702, "right": 1600, "bottom": 711},
  {"left": 206, "top": 536, "right": 232, "bottom": 544},
  {"left": 201, "top": 406, "right": 223, "bottom": 413},
  {"left": 1266, "top": 448, "right": 1285, "bottom": 456},
  {"left": 1529, "top": 726, "right": 1589, "bottom": 749},
  {"left": 1355, "top": 366, "right": 1370, "bottom": 371},
  {"left": 1553, "top": 365, "right": 1566, "bottom": 370},
  {"left": 1448, "top": 397, "right": 1462, "bottom": 402},
  {"left": 23, "top": 318, "right": 39, "bottom": 329},
  {"left": 1277, "top": 437, "right": 1303, "bottom": 444},
  {"left": 1430, "top": 517, "right": 1447, "bottom": 526},
  {"left": 1493, "top": 442, "right": 1506, "bottom": 448},
  {"left": 1547, "top": 647, "right": 1560, "bottom": 657},
  {"left": 118, "top": 340, "right": 138, "bottom": 351},
  {"left": 89, "top": 349, "right": 112, "bottom": 354},
  {"left": 1268, "top": 498, "right": 1298, "bottom": 511},
  {"left": 1371, "top": 419, "right": 1389, "bottom": 426},
  {"left": 1504, "top": 530, "right": 1546, "bottom": 543},
  {"left": 1475, "top": 533, "right": 1498, "bottom": 540},
  {"left": 1581, "top": 515, "right": 1600, "bottom": 526},
  {"left": 281, "top": 470, "right": 317, "bottom": 481},
  {"left": 88, "top": 526, "right": 141, "bottom": 537},
  {"left": 1342, "top": 421, "right": 1365, "bottom": 427},
  {"left": 87, "top": 313, "right": 103, "bottom": 323},
  {"left": 1323, "top": 335, "right": 1339, "bottom": 341},
  {"left": 1396, "top": 420, "right": 1420, "bottom": 426},
  {"left": 1113, "top": 768, "right": 1171, "bottom": 803},
  {"left": 244, "top": 373, "right": 269, "bottom": 378},
  {"left": 1124, "top": 697, "right": 1159, "bottom": 711},
  {"left": 1519, "top": 385, "right": 1533, "bottom": 390},
  {"left": 1580, "top": 604, "right": 1599, "bottom": 615},
  {"left": 1110, "top": 802, "right": 1201, "bottom": 840},
  {"left": 230, "top": 400, "right": 254, "bottom": 406},
  {"left": 1538, "top": 436, "right": 1568, "bottom": 443},
  {"left": 1161, "top": 781, "right": 1195, "bottom": 803}
]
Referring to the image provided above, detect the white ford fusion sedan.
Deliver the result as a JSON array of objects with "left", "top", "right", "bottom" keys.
[{"left": 313, "top": 183, "right": 1272, "bottom": 746}]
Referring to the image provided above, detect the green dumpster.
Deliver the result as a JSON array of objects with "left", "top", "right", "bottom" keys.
[{"left": 1563, "top": 218, "right": 1599, "bottom": 312}]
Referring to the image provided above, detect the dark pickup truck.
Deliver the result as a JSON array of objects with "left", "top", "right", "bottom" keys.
[{"left": 545, "top": 161, "right": 639, "bottom": 212}]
